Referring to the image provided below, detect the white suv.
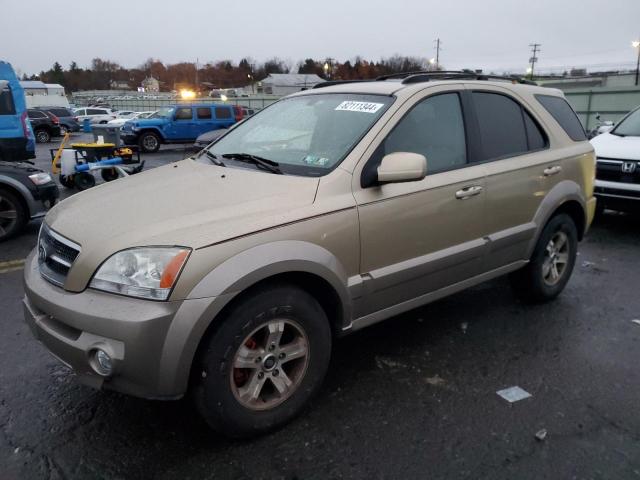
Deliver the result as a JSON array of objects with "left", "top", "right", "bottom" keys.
[{"left": 74, "top": 107, "right": 116, "bottom": 124}]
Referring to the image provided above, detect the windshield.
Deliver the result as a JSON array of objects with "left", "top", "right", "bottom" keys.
[
  {"left": 611, "top": 107, "right": 640, "bottom": 136},
  {"left": 200, "top": 93, "right": 393, "bottom": 176},
  {"left": 151, "top": 107, "right": 174, "bottom": 118}
]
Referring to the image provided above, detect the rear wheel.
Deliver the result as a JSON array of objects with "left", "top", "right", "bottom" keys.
[
  {"left": 101, "top": 168, "right": 119, "bottom": 182},
  {"left": 0, "top": 188, "right": 27, "bottom": 241},
  {"left": 510, "top": 213, "right": 578, "bottom": 303},
  {"left": 139, "top": 132, "right": 160, "bottom": 153},
  {"left": 35, "top": 129, "right": 51, "bottom": 143},
  {"left": 193, "top": 284, "right": 332, "bottom": 438}
]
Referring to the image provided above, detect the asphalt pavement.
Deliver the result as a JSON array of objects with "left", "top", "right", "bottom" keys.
[{"left": 1, "top": 136, "right": 639, "bottom": 479}]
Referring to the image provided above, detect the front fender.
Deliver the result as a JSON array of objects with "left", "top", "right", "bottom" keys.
[{"left": 157, "top": 240, "right": 351, "bottom": 396}]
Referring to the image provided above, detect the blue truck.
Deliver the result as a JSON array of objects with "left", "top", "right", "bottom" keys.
[
  {"left": 121, "top": 103, "right": 242, "bottom": 152},
  {"left": 0, "top": 61, "right": 36, "bottom": 161}
]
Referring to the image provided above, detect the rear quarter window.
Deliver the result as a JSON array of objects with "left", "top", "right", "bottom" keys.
[
  {"left": 535, "top": 94, "right": 586, "bottom": 141},
  {"left": 0, "top": 83, "right": 16, "bottom": 115}
]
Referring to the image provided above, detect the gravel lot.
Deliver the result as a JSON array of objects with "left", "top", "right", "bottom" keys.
[{"left": 1, "top": 135, "right": 639, "bottom": 479}]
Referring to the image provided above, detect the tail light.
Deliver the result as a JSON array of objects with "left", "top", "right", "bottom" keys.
[
  {"left": 20, "top": 111, "right": 29, "bottom": 137},
  {"left": 50, "top": 114, "right": 60, "bottom": 125},
  {"left": 233, "top": 105, "right": 243, "bottom": 122}
]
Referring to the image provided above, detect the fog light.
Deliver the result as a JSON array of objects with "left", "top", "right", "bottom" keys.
[{"left": 93, "top": 349, "right": 113, "bottom": 376}]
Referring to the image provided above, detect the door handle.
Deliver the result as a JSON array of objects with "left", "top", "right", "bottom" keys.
[
  {"left": 455, "top": 185, "right": 483, "bottom": 200},
  {"left": 543, "top": 165, "right": 562, "bottom": 176}
]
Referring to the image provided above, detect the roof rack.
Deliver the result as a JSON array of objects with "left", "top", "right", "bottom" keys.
[
  {"left": 397, "top": 71, "right": 537, "bottom": 85},
  {"left": 311, "top": 80, "right": 371, "bottom": 89},
  {"left": 311, "top": 71, "right": 537, "bottom": 90}
]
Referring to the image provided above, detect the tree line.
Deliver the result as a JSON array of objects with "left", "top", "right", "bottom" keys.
[{"left": 26, "top": 55, "right": 438, "bottom": 93}]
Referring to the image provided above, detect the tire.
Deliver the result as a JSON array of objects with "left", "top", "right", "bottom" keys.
[
  {"left": 59, "top": 174, "right": 75, "bottom": 189},
  {"left": 101, "top": 168, "right": 119, "bottom": 182},
  {"left": 510, "top": 213, "right": 578, "bottom": 303},
  {"left": 193, "top": 283, "right": 332, "bottom": 438},
  {"left": 139, "top": 132, "right": 161, "bottom": 153},
  {"left": 74, "top": 172, "right": 96, "bottom": 190},
  {"left": 99, "top": 120, "right": 108, "bottom": 124},
  {"left": 0, "top": 188, "right": 28, "bottom": 242},
  {"left": 35, "top": 129, "right": 51, "bottom": 143}
]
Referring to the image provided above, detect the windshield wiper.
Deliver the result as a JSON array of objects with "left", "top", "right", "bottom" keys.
[
  {"left": 221, "top": 153, "right": 282, "bottom": 174},
  {"left": 201, "top": 150, "right": 226, "bottom": 166}
]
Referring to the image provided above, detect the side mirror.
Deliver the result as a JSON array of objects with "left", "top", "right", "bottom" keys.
[
  {"left": 595, "top": 113, "right": 601, "bottom": 121},
  {"left": 377, "top": 152, "right": 427, "bottom": 183}
]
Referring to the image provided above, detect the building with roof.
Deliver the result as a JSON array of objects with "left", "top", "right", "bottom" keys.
[
  {"left": 19, "top": 81, "right": 69, "bottom": 107},
  {"left": 141, "top": 76, "right": 160, "bottom": 93},
  {"left": 257, "top": 74, "right": 325, "bottom": 95}
]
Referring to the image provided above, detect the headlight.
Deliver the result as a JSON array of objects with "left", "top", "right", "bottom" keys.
[
  {"left": 29, "top": 172, "right": 53, "bottom": 185},
  {"left": 90, "top": 247, "right": 190, "bottom": 300}
]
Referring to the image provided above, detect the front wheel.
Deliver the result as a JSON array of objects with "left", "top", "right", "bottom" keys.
[
  {"left": 510, "top": 213, "right": 578, "bottom": 303},
  {"left": 139, "top": 132, "right": 160, "bottom": 153},
  {"left": 0, "top": 188, "right": 27, "bottom": 241},
  {"left": 193, "top": 284, "right": 332, "bottom": 438}
]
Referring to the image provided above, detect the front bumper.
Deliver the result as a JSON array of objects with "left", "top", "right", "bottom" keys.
[
  {"left": 594, "top": 179, "right": 640, "bottom": 211},
  {"left": 120, "top": 132, "right": 139, "bottom": 145},
  {"left": 30, "top": 182, "right": 59, "bottom": 219},
  {"left": 23, "top": 252, "right": 184, "bottom": 399}
]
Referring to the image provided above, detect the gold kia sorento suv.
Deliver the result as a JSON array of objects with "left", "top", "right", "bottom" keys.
[{"left": 24, "top": 72, "right": 596, "bottom": 437}]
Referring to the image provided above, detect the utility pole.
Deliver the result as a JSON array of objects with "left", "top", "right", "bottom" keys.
[
  {"left": 528, "top": 43, "right": 541, "bottom": 80},
  {"left": 633, "top": 40, "right": 640, "bottom": 86},
  {"left": 434, "top": 38, "right": 442, "bottom": 69},
  {"left": 195, "top": 58, "right": 199, "bottom": 93}
]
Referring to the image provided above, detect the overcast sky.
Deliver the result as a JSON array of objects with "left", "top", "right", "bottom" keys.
[{"left": 3, "top": 0, "right": 640, "bottom": 75}]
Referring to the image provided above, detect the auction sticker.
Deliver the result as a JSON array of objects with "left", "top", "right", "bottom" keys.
[{"left": 335, "top": 101, "right": 384, "bottom": 113}]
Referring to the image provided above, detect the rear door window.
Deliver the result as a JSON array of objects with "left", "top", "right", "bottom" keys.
[
  {"left": 197, "top": 107, "right": 212, "bottom": 119},
  {"left": 535, "top": 94, "right": 586, "bottom": 141},
  {"left": 87, "top": 108, "right": 105, "bottom": 115},
  {"left": 49, "top": 108, "right": 70, "bottom": 117},
  {"left": 175, "top": 107, "right": 193, "bottom": 120},
  {"left": 472, "top": 92, "right": 528, "bottom": 160},
  {"left": 215, "top": 107, "right": 232, "bottom": 119},
  {"left": 0, "top": 82, "right": 16, "bottom": 115}
]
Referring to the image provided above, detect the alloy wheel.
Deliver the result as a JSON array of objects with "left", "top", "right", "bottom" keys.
[
  {"left": 542, "top": 231, "right": 569, "bottom": 286},
  {"left": 230, "top": 319, "right": 309, "bottom": 411},
  {"left": 0, "top": 193, "right": 18, "bottom": 237}
]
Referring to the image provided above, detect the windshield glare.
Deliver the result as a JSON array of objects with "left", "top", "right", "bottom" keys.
[
  {"left": 202, "top": 94, "right": 393, "bottom": 176},
  {"left": 152, "top": 107, "right": 174, "bottom": 118},
  {"left": 612, "top": 108, "right": 640, "bottom": 136}
]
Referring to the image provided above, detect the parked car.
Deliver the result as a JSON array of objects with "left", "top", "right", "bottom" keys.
[
  {"left": 590, "top": 105, "right": 640, "bottom": 213},
  {"left": 23, "top": 73, "right": 596, "bottom": 438},
  {"left": 74, "top": 107, "right": 116, "bottom": 125},
  {"left": 107, "top": 111, "right": 155, "bottom": 127},
  {"left": 121, "top": 104, "right": 242, "bottom": 152},
  {"left": 41, "top": 106, "right": 80, "bottom": 135},
  {"left": 0, "top": 61, "right": 35, "bottom": 161},
  {"left": 114, "top": 110, "right": 137, "bottom": 119},
  {"left": 28, "top": 108, "right": 61, "bottom": 143},
  {"left": 0, "top": 160, "right": 59, "bottom": 241}
]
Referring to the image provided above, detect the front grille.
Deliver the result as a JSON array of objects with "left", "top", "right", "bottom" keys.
[
  {"left": 596, "top": 158, "right": 640, "bottom": 184},
  {"left": 38, "top": 224, "right": 81, "bottom": 287}
]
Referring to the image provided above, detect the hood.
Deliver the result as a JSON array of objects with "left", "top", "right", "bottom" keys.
[
  {"left": 46, "top": 159, "right": 319, "bottom": 260},
  {"left": 124, "top": 117, "right": 166, "bottom": 130},
  {"left": 591, "top": 132, "right": 640, "bottom": 161}
]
